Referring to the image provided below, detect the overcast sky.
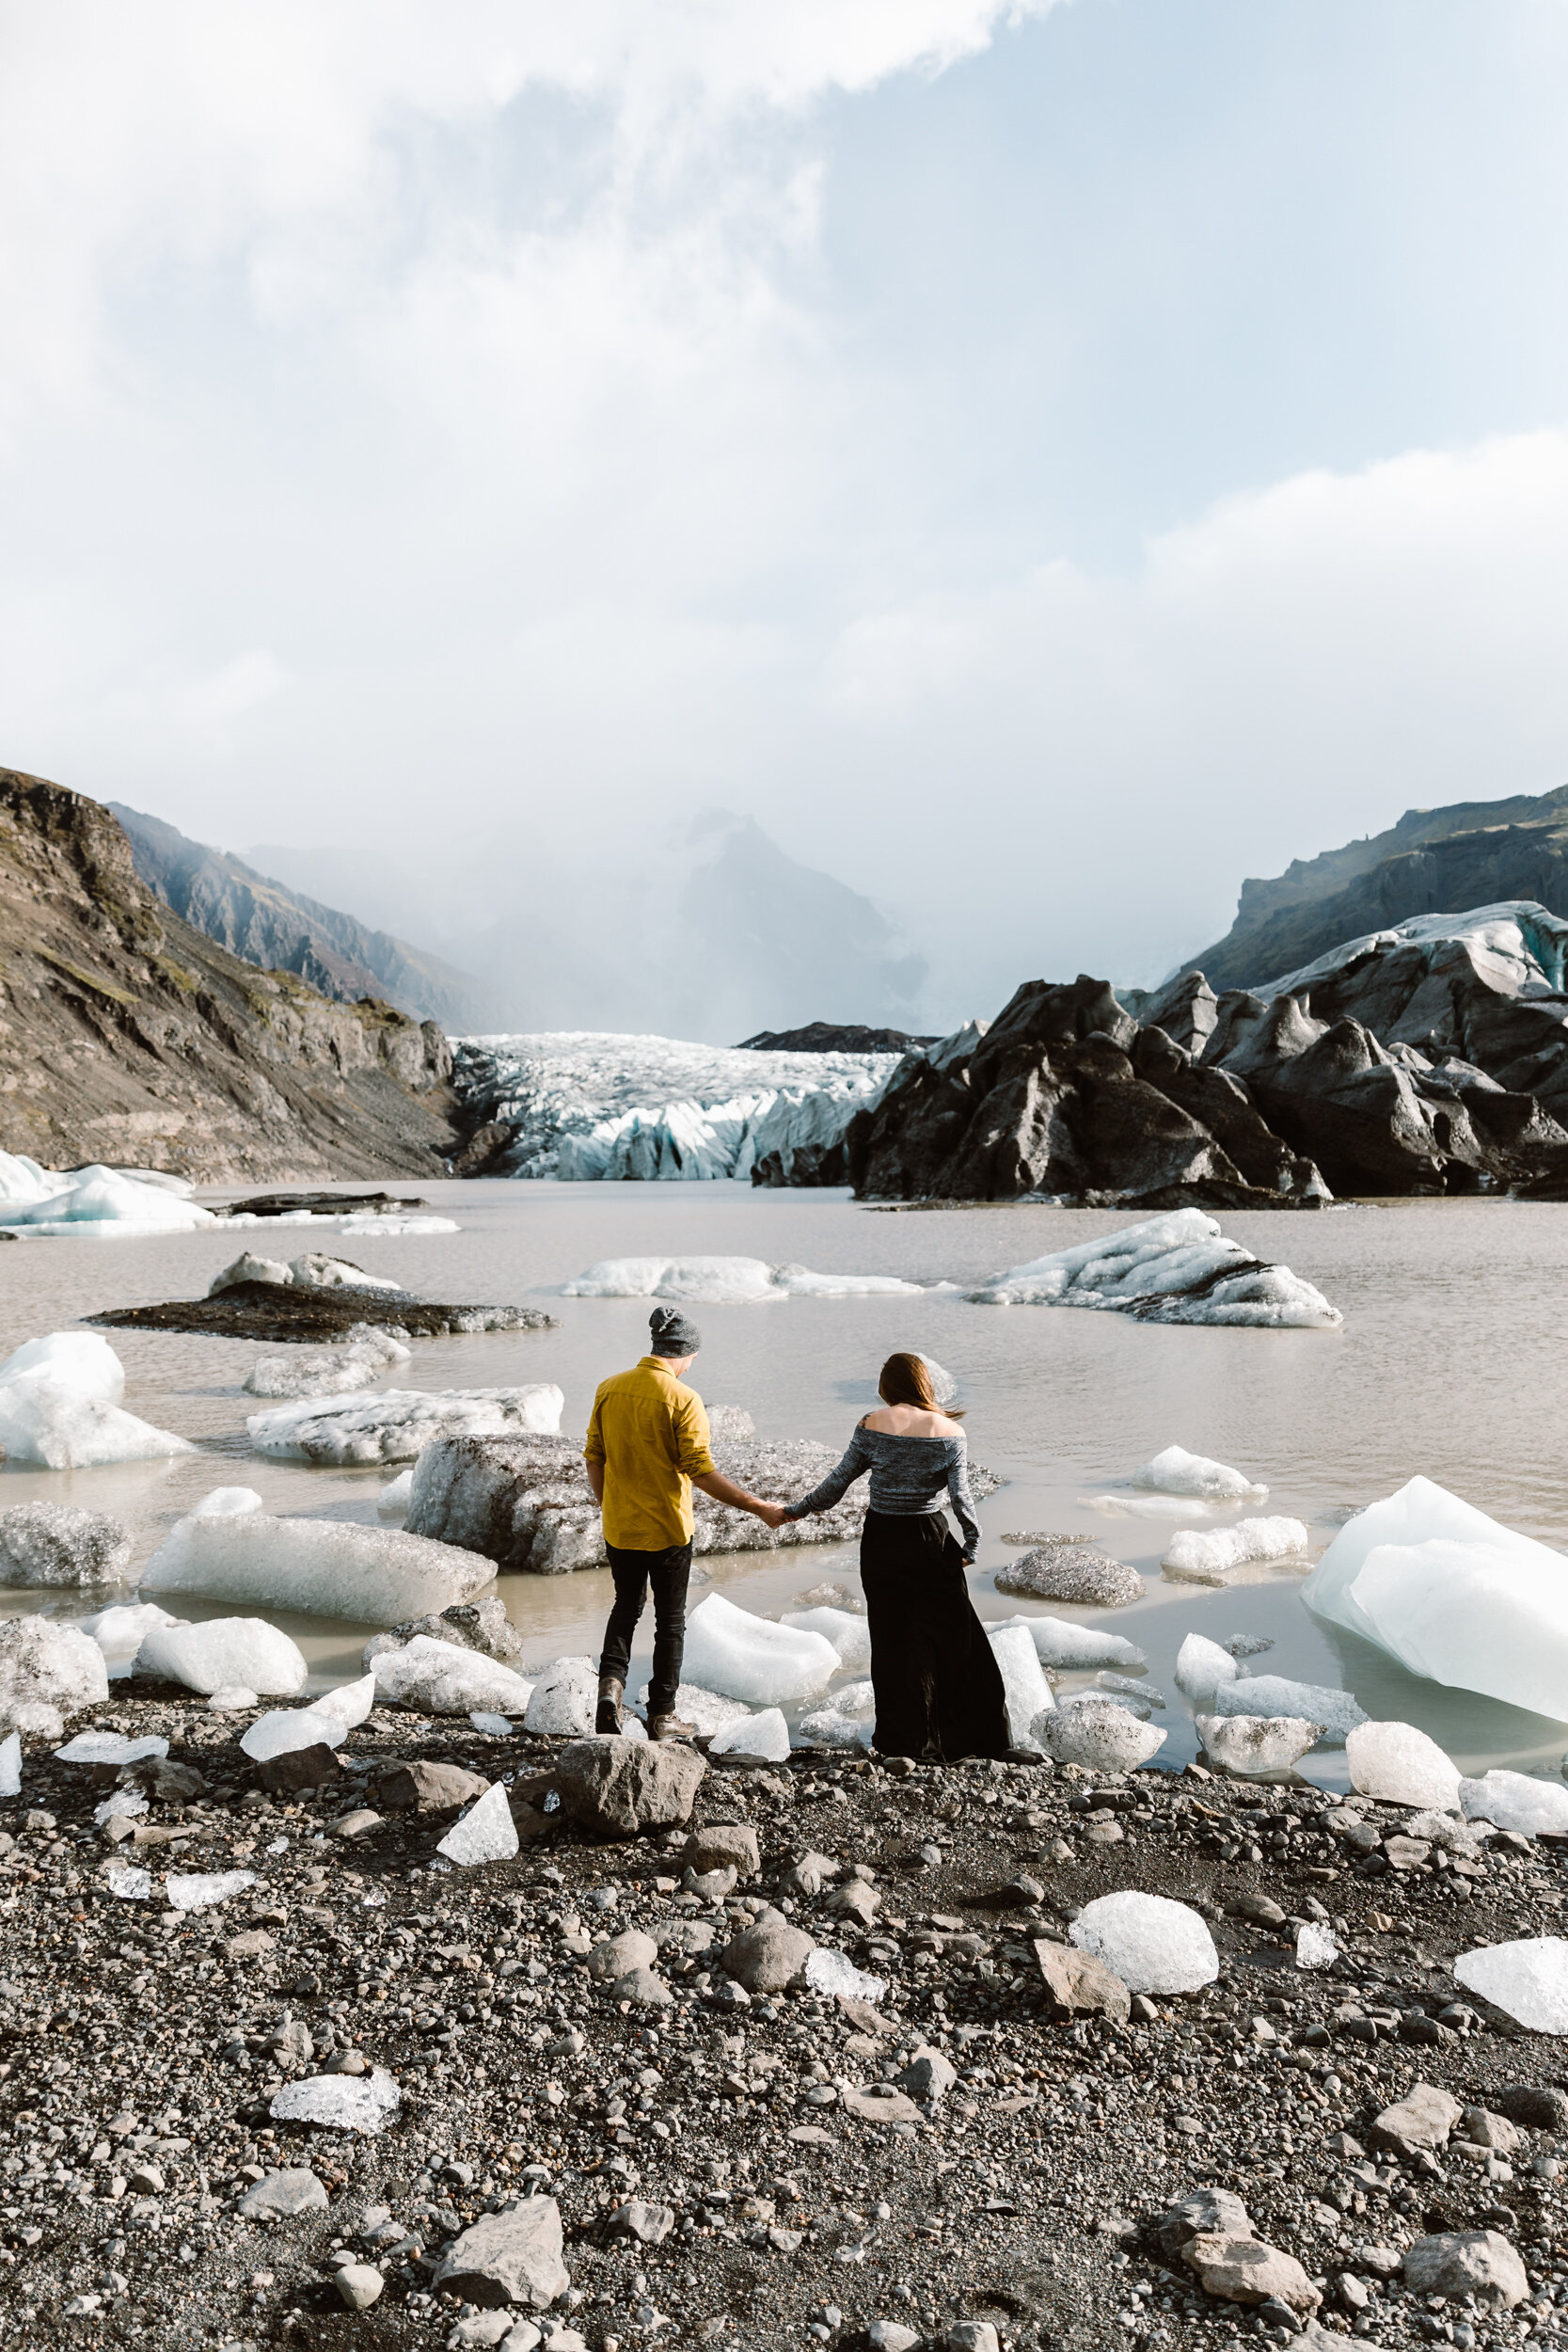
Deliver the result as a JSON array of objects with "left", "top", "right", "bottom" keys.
[{"left": 3, "top": 0, "right": 1568, "bottom": 1016}]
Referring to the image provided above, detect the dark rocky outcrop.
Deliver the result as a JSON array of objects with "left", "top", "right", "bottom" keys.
[
  {"left": 0, "top": 768, "right": 458, "bottom": 1180},
  {"left": 736, "top": 1022, "right": 935, "bottom": 1054},
  {"left": 92, "top": 1282, "right": 552, "bottom": 1342}
]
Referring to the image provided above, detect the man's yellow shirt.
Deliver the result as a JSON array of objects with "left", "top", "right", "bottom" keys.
[{"left": 582, "top": 1355, "right": 716, "bottom": 1550}]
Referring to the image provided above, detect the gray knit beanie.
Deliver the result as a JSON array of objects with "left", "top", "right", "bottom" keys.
[{"left": 649, "top": 1305, "right": 702, "bottom": 1358}]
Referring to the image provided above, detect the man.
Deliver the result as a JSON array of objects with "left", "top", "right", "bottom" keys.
[{"left": 585, "top": 1304, "right": 785, "bottom": 1740}]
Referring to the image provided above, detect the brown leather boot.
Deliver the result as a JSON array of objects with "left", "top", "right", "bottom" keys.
[
  {"left": 595, "top": 1676, "right": 624, "bottom": 1735},
  {"left": 648, "top": 1712, "right": 695, "bottom": 1741}
]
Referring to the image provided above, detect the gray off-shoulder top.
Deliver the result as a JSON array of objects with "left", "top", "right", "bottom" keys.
[{"left": 781, "top": 1422, "right": 981, "bottom": 1560}]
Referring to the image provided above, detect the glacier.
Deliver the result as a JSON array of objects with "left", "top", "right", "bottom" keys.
[
  {"left": 966, "top": 1208, "right": 1341, "bottom": 1327},
  {"left": 449, "top": 1030, "right": 901, "bottom": 1181}
]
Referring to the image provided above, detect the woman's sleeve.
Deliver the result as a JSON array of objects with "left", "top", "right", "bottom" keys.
[
  {"left": 947, "top": 1438, "right": 982, "bottom": 1560},
  {"left": 781, "top": 1426, "right": 873, "bottom": 1520}
]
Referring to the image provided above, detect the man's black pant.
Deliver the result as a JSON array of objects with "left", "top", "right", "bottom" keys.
[{"left": 599, "top": 1540, "right": 691, "bottom": 1718}]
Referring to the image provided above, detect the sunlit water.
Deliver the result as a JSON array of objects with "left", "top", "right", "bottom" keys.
[{"left": 5, "top": 1180, "right": 1568, "bottom": 1789}]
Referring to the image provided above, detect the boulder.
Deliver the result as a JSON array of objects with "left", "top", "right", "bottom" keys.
[
  {"left": 587, "top": 1931, "right": 658, "bottom": 1983},
  {"left": 1033, "top": 1940, "right": 1132, "bottom": 2024},
  {"left": 373, "top": 1759, "right": 490, "bottom": 1813},
  {"left": 719, "top": 1914, "right": 816, "bottom": 1993},
  {"left": 612, "top": 1968, "right": 673, "bottom": 2010},
  {"left": 1459, "top": 2106, "right": 1520, "bottom": 2153},
  {"left": 430, "top": 2197, "right": 570, "bottom": 2310},
  {"left": 551, "top": 1737, "right": 705, "bottom": 1838},
  {"left": 1402, "top": 2231, "right": 1528, "bottom": 2308},
  {"left": 1496, "top": 2084, "right": 1568, "bottom": 2132},
  {"left": 0, "top": 1615, "right": 109, "bottom": 1738},
  {"left": 1182, "top": 2233, "right": 1321, "bottom": 2314},
  {"left": 1151, "top": 2187, "right": 1255, "bottom": 2263},
  {"left": 256, "top": 1741, "right": 341, "bottom": 1794},
  {"left": 1371, "top": 2082, "right": 1463, "bottom": 2157},
  {"left": 682, "top": 1822, "right": 760, "bottom": 1878}
]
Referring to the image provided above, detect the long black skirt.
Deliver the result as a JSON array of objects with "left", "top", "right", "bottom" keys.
[{"left": 860, "top": 1508, "right": 1010, "bottom": 1762}]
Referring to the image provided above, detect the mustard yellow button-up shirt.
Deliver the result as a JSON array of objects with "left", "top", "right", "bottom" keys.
[{"left": 582, "top": 1356, "right": 716, "bottom": 1550}]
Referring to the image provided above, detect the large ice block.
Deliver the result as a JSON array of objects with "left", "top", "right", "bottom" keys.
[
  {"left": 987, "top": 1623, "right": 1053, "bottom": 1754},
  {"left": 1174, "top": 1632, "right": 1242, "bottom": 1710},
  {"left": 1133, "top": 1446, "right": 1267, "bottom": 1502},
  {"left": 681, "top": 1594, "right": 839, "bottom": 1705},
  {"left": 75, "top": 1601, "right": 180, "bottom": 1680},
  {"left": 1213, "top": 1674, "right": 1367, "bottom": 1743},
  {"left": 0, "top": 1331, "right": 194, "bottom": 1469},
  {"left": 1453, "top": 1938, "right": 1568, "bottom": 2033},
  {"left": 967, "top": 1208, "right": 1341, "bottom": 1327},
  {"left": 243, "top": 1328, "right": 410, "bottom": 1399},
  {"left": 1037, "top": 1696, "right": 1165, "bottom": 1771},
  {"left": 1069, "top": 1892, "right": 1219, "bottom": 1994},
  {"left": 0, "top": 1163, "right": 215, "bottom": 1233},
  {"left": 1162, "top": 1518, "right": 1310, "bottom": 1583},
  {"left": 136, "top": 1617, "right": 308, "bottom": 1698},
  {"left": 780, "top": 1608, "right": 872, "bottom": 1672},
  {"left": 0, "top": 1502, "right": 132, "bottom": 1587},
  {"left": 239, "top": 1674, "right": 376, "bottom": 1761},
  {"left": 1303, "top": 1475, "right": 1568, "bottom": 1718},
  {"left": 1345, "top": 1722, "right": 1462, "bottom": 1811},
  {"left": 709, "top": 1708, "right": 791, "bottom": 1762},
  {"left": 1196, "top": 1713, "right": 1323, "bottom": 1773},
  {"left": 372, "top": 1637, "right": 534, "bottom": 1720},
  {"left": 141, "top": 1510, "right": 496, "bottom": 1625},
  {"left": 1459, "top": 1771, "right": 1568, "bottom": 1838},
  {"left": 0, "top": 1615, "right": 110, "bottom": 1737},
  {"left": 246, "top": 1382, "right": 564, "bottom": 1465},
  {"left": 523, "top": 1657, "right": 597, "bottom": 1736}
]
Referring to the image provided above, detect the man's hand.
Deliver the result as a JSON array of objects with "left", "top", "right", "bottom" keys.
[
  {"left": 754, "top": 1502, "right": 791, "bottom": 1530},
  {"left": 692, "top": 1470, "right": 787, "bottom": 1527}
]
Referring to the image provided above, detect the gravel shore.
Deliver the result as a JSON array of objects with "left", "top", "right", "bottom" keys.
[{"left": 3, "top": 1696, "right": 1566, "bottom": 2352}]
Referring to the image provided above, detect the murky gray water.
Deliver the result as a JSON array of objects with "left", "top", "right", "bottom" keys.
[{"left": 5, "top": 1181, "right": 1567, "bottom": 1787}]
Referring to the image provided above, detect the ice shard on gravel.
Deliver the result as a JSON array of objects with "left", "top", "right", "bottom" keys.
[
  {"left": 437, "top": 1781, "right": 518, "bottom": 1867},
  {"left": 987, "top": 1623, "right": 1053, "bottom": 1753},
  {"left": 166, "top": 1869, "right": 258, "bottom": 1912},
  {"left": 522, "top": 1657, "right": 597, "bottom": 1735},
  {"left": 0, "top": 1616, "right": 110, "bottom": 1738},
  {"left": 1303, "top": 1475, "right": 1568, "bottom": 1718},
  {"left": 681, "top": 1594, "right": 839, "bottom": 1706},
  {"left": 240, "top": 1674, "right": 376, "bottom": 1761},
  {"left": 1069, "top": 1892, "right": 1219, "bottom": 1994},
  {"left": 1346, "top": 1721, "right": 1463, "bottom": 1811},
  {"left": 270, "top": 2070, "right": 402, "bottom": 2134},
  {"left": 136, "top": 1617, "right": 308, "bottom": 1698},
  {"left": 1459, "top": 1771, "right": 1568, "bottom": 1838},
  {"left": 1196, "top": 1714, "right": 1323, "bottom": 1773},
  {"left": 1035, "top": 1696, "right": 1165, "bottom": 1772},
  {"left": 1453, "top": 1938, "right": 1568, "bottom": 2033},
  {"left": 709, "top": 1708, "right": 791, "bottom": 1762},
  {"left": 141, "top": 1510, "right": 496, "bottom": 1624},
  {"left": 373, "top": 1637, "right": 535, "bottom": 1720}
]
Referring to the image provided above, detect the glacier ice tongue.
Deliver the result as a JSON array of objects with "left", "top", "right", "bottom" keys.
[
  {"left": 1036, "top": 1696, "right": 1165, "bottom": 1772},
  {"left": 246, "top": 1381, "right": 563, "bottom": 1464},
  {"left": 0, "top": 1331, "right": 195, "bottom": 1469},
  {"left": 1345, "top": 1721, "right": 1462, "bottom": 1811},
  {"left": 993, "top": 1613, "right": 1146, "bottom": 1670},
  {"left": 270, "top": 2069, "right": 402, "bottom": 2134},
  {"left": 1162, "top": 1518, "right": 1311, "bottom": 1583},
  {"left": 437, "top": 1781, "right": 518, "bottom": 1867},
  {"left": 967, "top": 1207, "right": 1341, "bottom": 1327},
  {"left": 1459, "top": 1771, "right": 1568, "bottom": 1838},
  {"left": 1196, "top": 1714, "right": 1323, "bottom": 1773},
  {"left": 1303, "top": 1474, "right": 1568, "bottom": 1717},
  {"left": 1453, "top": 1938, "right": 1568, "bottom": 2033},
  {"left": 1132, "top": 1445, "right": 1267, "bottom": 1502},
  {"left": 562, "top": 1254, "right": 923, "bottom": 1302},
  {"left": 166, "top": 1868, "right": 257, "bottom": 1912},
  {"left": 709, "top": 1708, "right": 791, "bottom": 1762},
  {"left": 1213, "top": 1675, "right": 1367, "bottom": 1743},
  {"left": 987, "top": 1623, "right": 1053, "bottom": 1754},
  {"left": 137, "top": 1616, "right": 308, "bottom": 1698},
  {"left": 523, "top": 1657, "right": 597, "bottom": 1736},
  {"left": 373, "top": 1637, "right": 534, "bottom": 1720},
  {"left": 77, "top": 1602, "right": 180, "bottom": 1679},
  {"left": 1069, "top": 1892, "right": 1219, "bottom": 1994},
  {"left": 682, "top": 1594, "right": 839, "bottom": 1706},
  {"left": 1174, "top": 1632, "right": 1243, "bottom": 1710},
  {"left": 141, "top": 1510, "right": 497, "bottom": 1625},
  {"left": 779, "top": 1607, "right": 871, "bottom": 1671}
]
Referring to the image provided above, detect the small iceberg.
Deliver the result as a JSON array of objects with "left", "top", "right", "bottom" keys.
[
  {"left": 563, "top": 1254, "right": 926, "bottom": 1302},
  {"left": 0, "top": 1158, "right": 214, "bottom": 1236},
  {"left": 967, "top": 1207, "right": 1340, "bottom": 1328}
]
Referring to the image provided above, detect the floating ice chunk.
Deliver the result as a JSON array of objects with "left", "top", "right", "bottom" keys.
[
  {"left": 1304, "top": 1474, "right": 1568, "bottom": 1717},
  {"left": 563, "top": 1254, "right": 924, "bottom": 1302},
  {"left": 0, "top": 1730, "right": 19, "bottom": 1795},
  {"left": 1296, "top": 1924, "right": 1339, "bottom": 1970},
  {"left": 968, "top": 1208, "right": 1342, "bottom": 1327},
  {"left": 1036, "top": 1696, "right": 1165, "bottom": 1771},
  {"left": 0, "top": 1502, "right": 133, "bottom": 1587},
  {"left": 682, "top": 1594, "right": 839, "bottom": 1706},
  {"left": 1163, "top": 1518, "right": 1311, "bottom": 1583},
  {"left": 821, "top": 1678, "right": 875, "bottom": 1721},
  {"left": 376, "top": 1469, "right": 414, "bottom": 1519},
  {"left": 635, "top": 1681, "right": 750, "bottom": 1739},
  {"left": 246, "top": 1382, "right": 563, "bottom": 1465},
  {"left": 0, "top": 1616, "right": 110, "bottom": 1738},
  {"left": 437, "top": 1780, "right": 517, "bottom": 1867},
  {"left": 1098, "top": 1672, "right": 1164, "bottom": 1708},
  {"left": 142, "top": 1511, "right": 496, "bottom": 1625},
  {"left": 240, "top": 1674, "right": 376, "bottom": 1760},
  {"left": 1346, "top": 1722, "right": 1463, "bottom": 1811},
  {"left": 374, "top": 1637, "right": 534, "bottom": 1720},
  {"left": 920, "top": 1356, "right": 958, "bottom": 1403},
  {"left": 772, "top": 1264, "right": 925, "bottom": 1297},
  {"left": 1174, "top": 1633, "right": 1243, "bottom": 1710},
  {"left": 136, "top": 1617, "right": 308, "bottom": 1698},
  {"left": 805, "top": 1949, "right": 885, "bottom": 2002},
  {"left": 244, "top": 1329, "right": 411, "bottom": 1399},
  {"left": 55, "top": 1731, "right": 168, "bottom": 1766},
  {"left": 987, "top": 1623, "right": 1053, "bottom": 1754},
  {"left": 77, "top": 1601, "right": 180, "bottom": 1680},
  {"left": 0, "top": 1332, "right": 194, "bottom": 1469},
  {"left": 270, "top": 2070, "right": 402, "bottom": 2134},
  {"left": 780, "top": 1608, "right": 872, "bottom": 1672},
  {"left": 1453, "top": 1938, "right": 1568, "bottom": 2033},
  {"left": 469, "top": 1711, "right": 514, "bottom": 1736},
  {"left": 1083, "top": 1493, "right": 1216, "bottom": 1521},
  {"left": 336, "top": 1213, "right": 457, "bottom": 1235},
  {"left": 1133, "top": 1446, "right": 1267, "bottom": 1502},
  {"left": 1459, "top": 1771, "right": 1568, "bottom": 1838},
  {"left": 1213, "top": 1675, "right": 1367, "bottom": 1743},
  {"left": 0, "top": 1164, "right": 215, "bottom": 1232},
  {"left": 192, "top": 1487, "right": 264, "bottom": 1518},
  {"left": 166, "top": 1869, "right": 257, "bottom": 1912},
  {"left": 1069, "top": 1892, "right": 1220, "bottom": 1994},
  {"left": 1196, "top": 1714, "right": 1323, "bottom": 1773},
  {"left": 710, "top": 1708, "right": 791, "bottom": 1762},
  {"left": 993, "top": 1613, "right": 1146, "bottom": 1670},
  {"left": 104, "top": 1864, "right": 151, "bottom": 1900},
  {"left": 522, "top": 1656, "right": 597, "bottom": 1735}
]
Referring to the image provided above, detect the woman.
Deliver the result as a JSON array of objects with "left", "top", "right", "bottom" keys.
[{"left": 780, "top": 1351, "right": 1008, "bottom": 1762}]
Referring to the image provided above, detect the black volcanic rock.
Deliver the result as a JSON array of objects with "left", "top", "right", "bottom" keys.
[{"left": 736, "top": 1021, "right": 934, "bottom": 1054}]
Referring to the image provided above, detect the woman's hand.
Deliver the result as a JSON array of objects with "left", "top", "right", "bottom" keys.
[{"left": 755, "top": 1502, "right": 792, "bottom": 1530}]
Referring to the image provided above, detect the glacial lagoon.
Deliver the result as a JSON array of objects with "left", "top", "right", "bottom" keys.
[{"left": 4, "top": 1178, "right": 1568, "bottom": 1788}]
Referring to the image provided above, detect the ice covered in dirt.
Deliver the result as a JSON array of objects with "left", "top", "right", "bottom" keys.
[
  {"left": 993, "top": 1614, "right": 1146, "bottom": 1670},
  {"left": 1453, "top": 1938, "right": 1568, "bottom": 2033},
  {"left": 437, "top": 1781, "right": 518, "bottom": 1867},
  {"left": 780, "top": 1608, "right": 872, "bottom": 1672},
  {"left": 1174, "top": 1632, "right": 1243, "bottom": 1710},
  {"left": 141, "top": 1509, "right": 496, "bottom": 1625},
  {"left": 1035, "top": 1696, "right": 1165, "bottom": 1771},
  {"left": 805, "top": 1949, "right": 886, "bottom": 2003},
  {"left": 0, "top": 1162, "right": 215, "bottom": 1234},
  {"left": 987, "top": 1623, "right": 1053, "bottom": 1754},
  {"left": 246, "top": 1381, "right": 564, "bottom": 1465},
  {"left": 1303, "top": 1475, "right": 1568, "bottom": 1718},
  {"left": 372, "top": 1638, "right": 534, "bottom": 1720},
  {"left": 136, "top": 1616, "right": 309, "bottom": 1698},
  {"left": 0, "top": 1502, "right": 133, "bottom": 1586},
  {"left": 243, "top": 1327, "right": 411, "bottom": 1399},
  {"left": 1346, "top": 1722, "right": 1463, "bottom": 1811},
  {"left": 966, "top": 1208, "right": 1341, "bottom": 1327},
  {"left": 0, "top": 1332, "right": 195, "bottom": 1469},
  {"left": 211, "top": 1251, "right": 408, "bottom": 1296},
  {"left": 710, "top": 1708, "right": 791, "bottom": 1762},
  {"left": 1133, "top": 1446, "right": 1267, "bottom": 1502},
  {"left": 1163, "top": 1518, "right": 1311, "bottom": 1583},
  {"left": 1196, "top": 1714, "right": 1323, "bottom": 1773},
  {"left": 1459, "top": 1772, "right": 1568, "bottom": 1838},
  {"left": 682, "top": 1595, "right": 839, "bottom": 1706},
  {"left": 78, "top": 1601, "right": 180, "bottom": 1679},
  {"left": 563, "top": 1255, "right": 925, "bottom": 1302},
  {"left": 0, "top": 1616, "right": 110, "bottom": 1737},
  {"left": 1069, "top": 1892, "right": 1220, "bottom": 1994},
  {"left": 523, "top": 1657, "right": 597, "bottom": 1736},
  {"left": 1213, "top": 1674, "right": 1367, "bottom": 1742},
  {"left": 240, "top": 1675, "right": 376, "bottom": 1762}
]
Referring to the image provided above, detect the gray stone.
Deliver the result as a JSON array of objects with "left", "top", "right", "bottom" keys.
[
  {"left": 1152, "top": 2187, "right": 1255, "bottom": 2262},
  {"left": 682, "top": 1823, "right": 760, "bottom": 1878},
  {"left": 1371, "top": 2081, "right": 1463, "bottom": 2157},
  {"left": 431, "top": 2196, "right": 569, "bottom": 2310},
  {"left": 334, "top": 2264, "right": 384, "bottom": 2311},
  {"left": 896, "top": 2046, "right": 958, "bottom": 2103},
  {"left": 719, "top": 1915, "right": 816, "bottom": 1994},
  {"left": 331, "top": 1807, "right": 382, "bottom": 1840},
  {"left": 1182, "top": 2233, "right": 1321, "bottom": 2314},
  {"left": 1033, "top": 1940, "right": 1132, "bottom": 2024},
  {"left": 1402, "top": 2230, "right": 1528, "bottom": 2308},
  {"left": 1497, "top": 2083, "right": 1568, "bottom": 2132},
  {"left": 264, "top": 2020, "right": 315, "bottom": 2065},
  {"left": 1354, "top": 2245, "right": 1402, "bottom": 2280},
  {"left": 944, "top": 2327, "right": 1001, "bottom": 2352},
  {"left": 778, "top": 1849, "right": 839, "bottom": 1898},
  {"left": 612, "top": 1968, "right": 673, "bottom": 2010},
  {"left": 551, "top": 1737, "right": 706, "bottom": 1838},
  {"left": 0, "top": 1502, "right": 132, "bottom": 1587},
  {"left": 606, "top": 2200, "right": 676, "bottom": 2246},
  {"left": 1461, "top": 2106, "right": 1521, "bottom": 2153},
  {"left": 586, "top": 1930, "right": 658, "bottom": 1983},
  {"left": 373, "top": 1759, "right": 490, "bottom": 1813},
  {"left": 868, "top": 2326, "right": 922, "bottom": 2352},
  {"left": 1227, "top": 1891, "right": 1287, "bottom": 1928},
  {"left": 839, "top": 2084, "right": 921, "bottom": 2124},
  {"left": 256, "top": 1741, "right": 341, "bottom": 1795}
]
